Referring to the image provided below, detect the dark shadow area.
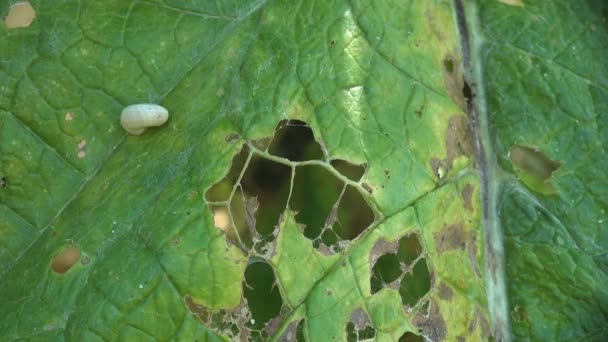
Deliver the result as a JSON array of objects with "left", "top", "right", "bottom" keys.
[
  {"left": 241, "top": 156, "right": 291, "bottom": 236},
  {"left": 370, "top": 234, "right": 426, "bottom": 297},
  {"left": 334, "top": 185, "right": 374, "bottom": 240},
  {"left": 243, "top": 261, "right": 284, "bottom": 332},
  {"left": 400, "top": 258, "right": 431, "bottom": 307},
  {"left": 330, "top": 159, "right": 366, "bottom": 181},
  {"left": 397, "top": 234, "right": 423, "bottom": 265},
  {"left": 290, "top": 165, "right": 344, "bottom": 240},
  {"left": 268, "top": 120, "right": 324, "bottom": 161},
  {"left": 370, "top": 252, "right": 402, "bottom": 294},
  {"left": 399, "top": 331, "right": 424, "bottom": 342}
]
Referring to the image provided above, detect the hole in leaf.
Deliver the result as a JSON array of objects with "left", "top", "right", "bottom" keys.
[
  {"left": 205, "top": 146, "right": 249, "bottom": 202},
  {"left": 509, "top": 144, "right": 562, "bottom": 195},
  {"left": 230, "top": 187, "right": 254, "bottom": 249},
  {"left": 370, "top": 234, "right": 423, "bottom": 294},
  {"left": 241, "top": 156, "right": 291, "bottom": 236},
  {"left": 443, "top": 57, "right": 454, "bottom": 73},
  {"left": 206, "top": 119, "right": 376, "bottom": 254},
  {"left": 212, "top": 206, "right": 231, "bottom": 232},
  {"left": 4, "top": 2, "right": 36, "bottom": 29},
  {"left": 320, "top": 228, "right": 340, "bottom": 248},
  {"left": 243, "top": 261, "right": 284, "bottom": 331},
  {"left": 400, "top": 258, "right": 432, "bottom": 307},
  {"left": 296, "top": 320, "right": 305, "bottom": 341},
  {"left": 290, "top": 165, "right": 344, "bottom": 239},
  {"left": 51, "top": 246, "right": 81, "bottom": 274},
  {"left": 346, "top": 308, "right": 376, "bottom": 342},
  {"left": 330, "top": 159, "right": 366, "bottom": 181},
  {"left": 333, "top": 185, "right": 374, "bottom": 240},
  {"left": 0, "top": 176, "right": 6, "bottom": 188},
  {"left": 397, "top": 234, "right": 423, "bottom": 264},
  {"left": 268, "top": 120, "right": 324, "bottom": 161},
  {"left": 370, "top": 252, "right": 401, "bottom": 293},
  {"left": 398, "top": 331, "right": 424, "bottom": 342}
]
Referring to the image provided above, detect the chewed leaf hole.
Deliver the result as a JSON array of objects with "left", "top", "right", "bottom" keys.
[
  {"left": 205, "top": 146, "right": 250, "bottom": 202},
  {"left": 241, "top": 156, "right": 291, "bottom": 236},
  {"left": 370, "top": 253, "right": 401, "bottom": 293},
  {"left": 398, "top": 331, "right": 424, "bottom": 342},
  {"left": 205, "top": 119, "right": 374, "bottom": 254},
  {"left": 346, "top": 308, "right": 376, "bottom": 341},
  {"left": 243, "top": 261, "right": 284, "bottom": 336},
  {"left": 291, "top": 165, "right": 343, "bottom": 240},
  {"left": 334, "top": 186, "right": 374, "bottom": 241},
  {"left": 51, "top": 246, "right": 81, "bottom": 274},
  {"left": 268, "top": 120, "right": 324, "bottom": 161},
  {"left": 510, "top": 144, "right": 562, "bottom": 194},
  {"left": 400, "top": 258, "right": 432, "bottom": 307},
  {"left": 330, "top": 159, "right": 366, "bottom": 181},
  {"left": 443, "top": 57, "right": 454, "bottom": 73},
  {"left": 370, "top": 234, "right": 423, "bottom": 294},
  {"left": 4, "top": 2, "right": 36, "bottom": 29}
]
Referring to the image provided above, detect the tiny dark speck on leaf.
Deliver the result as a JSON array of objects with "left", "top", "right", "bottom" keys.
[{"left": 81, "top": 256, "right": 91, "bottom": 265}]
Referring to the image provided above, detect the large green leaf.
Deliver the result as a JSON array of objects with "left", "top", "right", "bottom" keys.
[
  {"left": 0, "top": 0, "right": 605, "bottom": 341},
  {"left": 468, "top": 0, "right": 608, "bottom": 340}
]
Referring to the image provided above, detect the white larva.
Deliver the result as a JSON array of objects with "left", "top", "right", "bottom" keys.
[{"left": 120, "top": 104, "right": 169, "bottom": 135}]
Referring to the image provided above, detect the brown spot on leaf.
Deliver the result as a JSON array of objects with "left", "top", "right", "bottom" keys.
[
  {"left": 413, "top": 300, "right": 446, "bottom": 341},
  {"left": 478, "top": 309, "right": 491, "bottom": 339},
  {"left": 51, "top": 246, "right": 81, "bottom": 274},
  {"left": 266, "top": 315, "right": 286, "bottom": 337},
  {"left": 424, "top": 9, "right": 445, "bottom": 41},
  {"left": 350, "top": 308, "right": 373, "bottom": 331},
  {"left": 442, "top": 54, "right": 465, "bottom": 109},
  {"left": 437, "top": 282, "right": 453, "bottom": 301},
  {"left": 184, "top": 295, "right": 251, "bottom": 341},
  {"left": 434, "top": 223, "right": 468, "bottom": 254},
  {"left": 430, "top": 115, "right": 474, "bottom": 179},
  {"left": 4, "top": 2, "right": 36, "bottom": 29},
  {"left": 369, "top": 238, "right": 399, "bottom": 266},
  {"left": 467, "top": 233, "right": 481, "bottom": 278},
  {"left": 278, "top": 320, "right": 301, "bottom": 342},
  {"left": 461, "top": 184, "right": 474, "bottom": 212}
]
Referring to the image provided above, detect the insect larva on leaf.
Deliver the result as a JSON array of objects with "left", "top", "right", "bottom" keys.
[{"left": 120, "top": 104, "right": 169, "bottom": 135}]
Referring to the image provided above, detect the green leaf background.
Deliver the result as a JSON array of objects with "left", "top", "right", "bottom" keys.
[{"left": 0, "top": 0, "right": 606, "bottom": 341}]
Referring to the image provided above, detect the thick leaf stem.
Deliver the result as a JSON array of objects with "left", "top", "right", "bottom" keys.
[{"left": 454, "top": 1, "right": 512, "bottom": 341}]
